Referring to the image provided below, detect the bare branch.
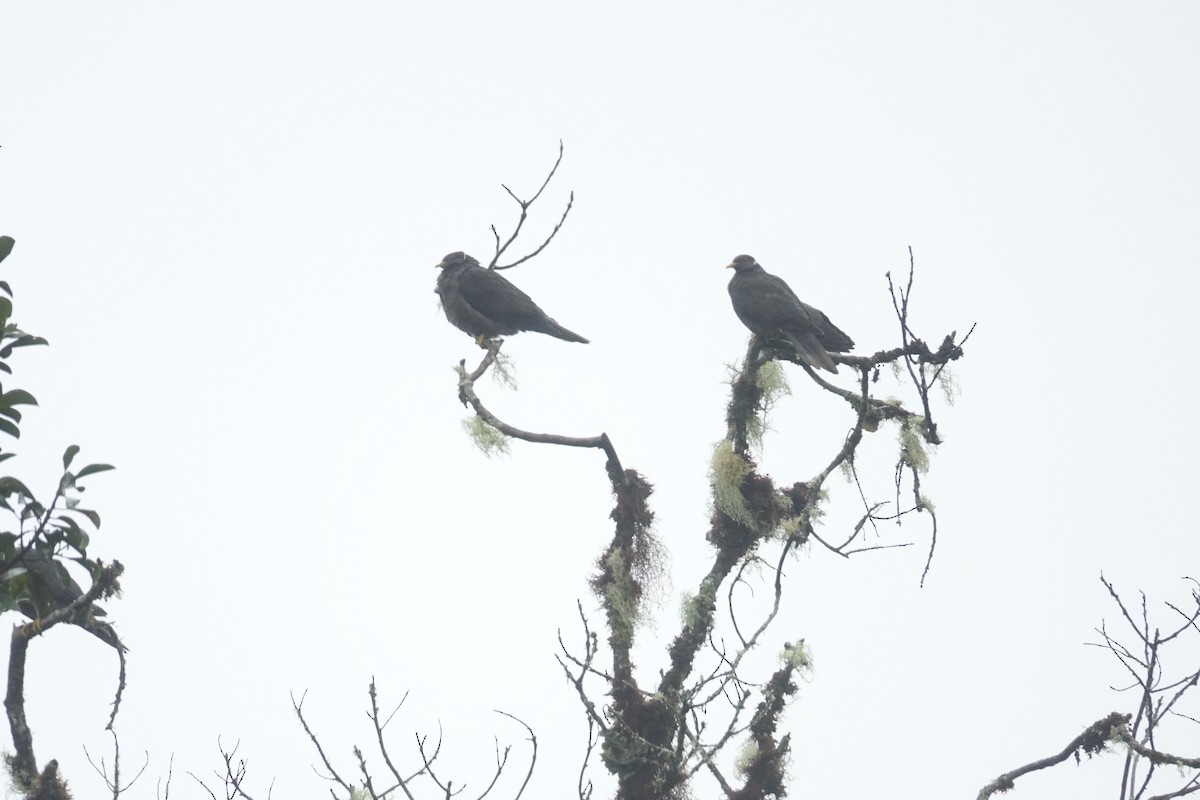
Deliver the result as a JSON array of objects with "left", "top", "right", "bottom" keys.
[
  {"left": 291, "top": 691, "right": 355, "bottom": 794},
  {"left": 493, "top": 711, "right": 536, "bottom": 800},
  {"left": 456, "top": 339, "right": 625, "bottom": 478},
  {"left": 488, "top": 141, "right": 574, "bottom": 270},
  {"left": 84, "top": 728, "right": 150, "bottom": 798},
  {"left": 367, "top": 680, "right": 419, "bottom": 800},
  {"left": 977, "top": 712, "right": 1130, "bottom": 800}
]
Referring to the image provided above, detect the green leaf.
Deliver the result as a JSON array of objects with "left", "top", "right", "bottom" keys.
[
  {"left": 0, "top": 297, "right": 11, "bottom": 324},
  {"left": 0, "top": 588, "right": 19, "bottom": 613},
  {"left": 75, "top": 463, "right": 115, "bottom": 479},
  {"left": 0, "top": 533, "right": 16, "bottom": 562},
  {"left": 63, "top": 445, "right": 80, "bottom": 469},
  {"left": 0, "top": 336, "right": 48, "bottom": 358},
  {"left": 58, "top": 472, "right": 76, "bottom": 494},
  {"left": 0, "top": 281, "right": 10, "bottom": 298},
  {"left": 0, "top": 408, "right": 21, "bottom": 423},
  {"left": 76, "top": 509, "right": 101, "bottom": 528},
  {"left": 0, "top": 237, "right": 13, "bottom": 264},
  {"left": 0, "top": 453, "right": 15, "bottom": 465},
  {"left": 64, "top": 526, "right": 89, "bottom": 552},
  {"left": 0, "top": 476, "right": 32, "bottom": 498},
  {"left": 56, "top": 514, "right": 81, "bottom": 533},
  {"left": 0, "top": 418, "right": 19, "bottom": 439},
  {"left": 0, "top": 389, "right": 37, "bottom": 409}
]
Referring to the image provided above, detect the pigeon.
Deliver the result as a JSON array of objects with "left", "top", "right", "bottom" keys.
[
  {"left": 727, "top": 254, "right": 853, "bottom": 373},
  {"left": 435, "top": 252, "right": 588, "bottom": 345}
]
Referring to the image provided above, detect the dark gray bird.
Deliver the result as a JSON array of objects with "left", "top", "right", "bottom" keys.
[
  {"left": 435, "top": 252, "right": 589, "bottom": 345},
  {"left": 8, "top": 555, "right": 124, "bottom": 650},
  {"left": 727, "top": 254, "right": 854, "bottom": 373}
]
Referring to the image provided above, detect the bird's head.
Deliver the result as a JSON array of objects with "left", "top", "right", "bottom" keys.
[
  {"left": 727, "top": 254, "right": 759, "bottom": 273},
  {"left": 436, "top": 251, "right": 480, "bottom": 270}
]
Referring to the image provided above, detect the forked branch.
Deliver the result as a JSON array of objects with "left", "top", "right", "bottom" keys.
[
  {"left": 980, "top": 578, "right": 1200, "bottom": 799},
  {"left": 489, "top": 141, "right": 574, "bottom": 271}
]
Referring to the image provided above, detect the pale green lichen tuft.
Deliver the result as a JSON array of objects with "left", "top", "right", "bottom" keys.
[
  {"left": 735, "top": 739, "right": 760, "bottom": 777},
  {"left": 937, "top": 367, "right": 959, "bottom": 406},
  {"left": 744, "top": 357, "right": 792, "bottom": 448},
  {"left": 490, "top": 351, "right": 519, "bottom": 390},
  {"left": 898, "top": 416, "right": 930, "bottom": 473},
  {"left": 776, "top": 488, "right": 825, "bottom": 545},
  {"left": 679, "top": 591, "right": 701, "bottom": 628},
  {"left": 750, "top": 360, "right": 792, "bottom": 449},
  {"left": 778, "top": 516, "right": 806, "bottom": 542},
  {"left": 463, "top": 416, "right": 510, "bottom": 457},
  {"left": 726, "top": 359, "right": 792, "bottom": 451},
  {"left": 917, "top": 494, "right": 936, "bottom": 512},
  {"left": 605, "top": 548, "right": 642, "bottom": 631},
  {"left": 781, "top": 640, "right": 814, "bottom": 676},
  {"left": 755, "top": 358, "right": 792, "bottom": 400},
  {"left": 710, "top": 442, "right": 755, "bottom": 527},
  {"left": 838, "top": 457, "right": 855, "bottom": 483}
]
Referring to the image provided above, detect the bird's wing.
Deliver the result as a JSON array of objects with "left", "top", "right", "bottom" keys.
[
  {"left": 759, "top": 274, "right": 853, "bottom": 349},
  {"left": 798, "top": 301, "right": 855, "bottom": 351},
  {"left": 737, "top": 273, "right": 821, "bottom": 331},
  {"left": 454, "top": 267, "right": 545, "bottom": 325}
]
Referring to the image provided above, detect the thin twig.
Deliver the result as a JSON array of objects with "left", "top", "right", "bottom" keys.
[
  {"left": 488, "top": 141, "right": 573, "bottom": 270},
  {"left": 493, "top": 711, "right": 537, "bottom": 800},
  {"left": 368, "top": 680, "right": 419, "bottom": 800},
  {"left": 291, "top": 691, "right": 354, "bottom": 795}
]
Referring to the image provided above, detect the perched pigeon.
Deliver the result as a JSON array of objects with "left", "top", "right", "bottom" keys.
[
  {"left": 435, "top": 252, "right": 588, "bottom": 345},
  {"left": 9, "top": 555, "right": 124, "bottom": 650},
  {"left": 727, "top": 254, "right": 854, "bottom": 373}
]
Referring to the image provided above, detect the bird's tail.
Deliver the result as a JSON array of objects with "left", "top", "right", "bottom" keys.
[
  {"left": 540, "top": 318, "right": 589, "bottom": 344},
  {"left": 783, "top": 331, "right": 837, "bottom": 373}
]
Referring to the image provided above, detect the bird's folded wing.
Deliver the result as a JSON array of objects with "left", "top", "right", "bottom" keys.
[{"left": 455, "top": 268, "right": 540, "bottom": 322}]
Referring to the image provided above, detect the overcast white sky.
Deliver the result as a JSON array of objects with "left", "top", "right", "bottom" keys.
[{"left": 2, "top": 2, "right": 1198, "bottom": 798}]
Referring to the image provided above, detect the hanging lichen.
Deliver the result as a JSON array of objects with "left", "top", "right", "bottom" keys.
[
  {"left": 897, "top": 415, "right": 930, "bottom": 473},
  {"left": 604, "top": 548, "right": 642, "bottom": 632},
  {"left": 748, "top": 359, "right": 792, "bottom": 450},
  {"left": 735, "top": 739, "right": 761, "bottom": 777},
  {"left": 710, "top": 441, "right": 754, "bottom": 528},
  {"left": 937, "top": 367, "right": 959, "bottom": 406},
  {"left": 490, "top": 350, "right": 518, "bottom": 390},
  {"left": 462, "top": 416, "right": 510, "bottom": 457}
]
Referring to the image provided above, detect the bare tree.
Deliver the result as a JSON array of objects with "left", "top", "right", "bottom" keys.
[
  {"left": 978, "top": 577, "right": 1200, "bottom": 800},
  {"left": 445, "top": 149, "right": 968, "bottom": 799}
]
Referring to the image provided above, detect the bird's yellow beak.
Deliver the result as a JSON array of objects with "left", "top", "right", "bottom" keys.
[
  {"left": 725, "top": 261, "right": 736, "bottom": 269},
  {"left": 435, "top": 261, "right": 446, "bottom": 269}
]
